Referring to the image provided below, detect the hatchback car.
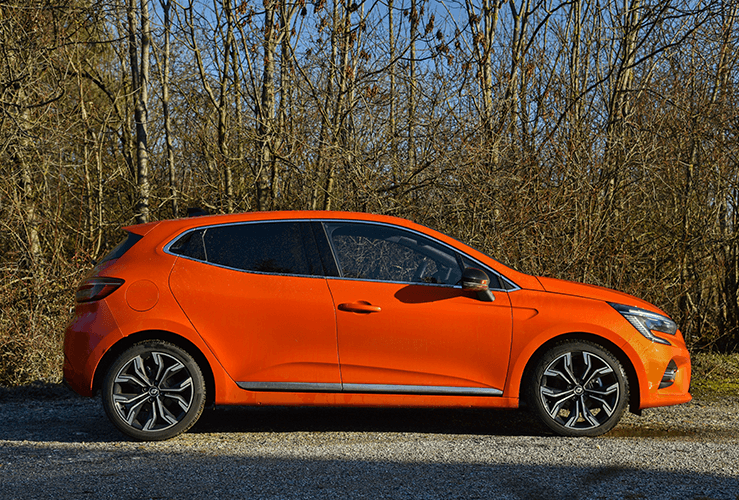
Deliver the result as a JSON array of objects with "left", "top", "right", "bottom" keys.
[{"left": 63, "top": 211, "right": 691, "bottom": 440}]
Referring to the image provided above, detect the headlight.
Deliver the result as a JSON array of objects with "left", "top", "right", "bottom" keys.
[{"left": 609, "top": 303, "right": 677, "bottom": 345}]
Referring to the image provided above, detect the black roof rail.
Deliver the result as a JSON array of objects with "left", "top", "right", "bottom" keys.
[{"left": 186, "top": 207, "right": 209, "bottom": 217}]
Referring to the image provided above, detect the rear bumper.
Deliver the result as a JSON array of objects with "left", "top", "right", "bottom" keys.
[{"left": 62, "top": 300, "right": 123, "bottom": 397}]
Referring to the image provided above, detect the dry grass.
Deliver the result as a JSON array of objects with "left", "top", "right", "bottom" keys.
[
  {"left": 690, "top": 351, "right": 739, "bottom": 400},
  {"left": 0, "top": 271, "right": 75, "bottom": 387}
]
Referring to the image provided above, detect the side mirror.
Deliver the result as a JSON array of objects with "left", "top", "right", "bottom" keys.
[{"left": 461, "top": 268, "right": 495, "bottom": 302}]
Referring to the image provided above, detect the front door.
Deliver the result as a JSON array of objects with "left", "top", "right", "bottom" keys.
[{"left": 322, "top": 221, "right": 512, "bottom": 395}]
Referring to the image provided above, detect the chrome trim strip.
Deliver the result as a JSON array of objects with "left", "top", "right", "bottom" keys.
[
  {"left": 163, "top": 219, "right": 324, "bottom": 279},
  {"left": 325, "top": 275, "right": 462, "bottom": 289},
  {"left": 238, "top": 381, "right": 503, "bottom": 396},
  {"left": 162, "top": 216, "right": 520, "bottom": 292},
  {"left": 237, "top": 382, "right": 343, "bottom": 392},
  {"left": 342, "top": 383, "right": 503, "bottom": 396},
  {"left": 163, "top": 218, "right": 310, "bottom": 256}
]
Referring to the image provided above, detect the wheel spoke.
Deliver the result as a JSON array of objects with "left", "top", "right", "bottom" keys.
[
  {"left": 582, "top": 365, "right": 613, "bottom": 387},
  {"left": 142, "top": 401, "right": 159, "bottom": 431},
  {"left": 156, "top": 398, "right": 180, "bottom": 426},
  {"left": 564, "top": 398, "right": 583, "bottom": 428},
  {"left": 132, "top": 355, "right": 154, "bottom": 387},
  {"left": 160, "top": 378, "right": 193, "bottom": 411},
  {"left": 543, "top": 390, "right": 577, "bottom": 419},
  {"left": 586, "top": 382, "right": 619, "bottom": 399},
  {"left": 580, "top": 397, "right": 601, "bottom": 427},
  {"left": 152, "top": 352, "right": 166, "bottom": 383},
  {"left": 113, "top": 391, "right": 148, "bottom": 407},
  {"left": 124, "top": 397, "right": 150, "bottom": 426},
  {"left": 158, "top": 359, "right": 185, "bottom": 387}
]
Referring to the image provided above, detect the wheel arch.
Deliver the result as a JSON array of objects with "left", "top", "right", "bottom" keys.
[
  {"left": 92, "top": 330, "right": 217, "bottom": 407},
  {"left": 518, "top": 332, "right": 641, "bottom": 414}
]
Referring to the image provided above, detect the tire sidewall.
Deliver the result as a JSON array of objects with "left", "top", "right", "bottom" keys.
[{"left": 102, "top": 341, "right": 206, "bottom": 441}]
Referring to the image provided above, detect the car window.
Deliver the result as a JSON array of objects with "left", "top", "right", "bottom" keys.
[
  {"left": 323, "top": 222, "right": 463, "bottom": 285},
  {"left": 169, "top": 222, "right": 320, "bottom": 276},
  {"left": 98, "top": 232, "right": 143, "bottom": 264}
]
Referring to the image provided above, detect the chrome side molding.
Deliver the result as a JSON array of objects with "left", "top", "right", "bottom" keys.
[{"left": 238, "top": 381, "right": 503, "bottom": 397}]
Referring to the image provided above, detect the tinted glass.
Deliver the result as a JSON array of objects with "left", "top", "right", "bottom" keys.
[
  {"left": 324, "top": 222, "right": 462, "bottom": 285},
  {"left": 170, "top": 222, "right": 318, "bottom": 276},
  {"left": 169, "top": 229, "right": 206, "bottom": 261},
  {"left": 99, "top": 232, "right": 143, "bottom": 264}
]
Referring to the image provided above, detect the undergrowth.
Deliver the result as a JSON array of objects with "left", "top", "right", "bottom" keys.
[{"left": 690, "top": 352, "right": 739, "bottom": 399}]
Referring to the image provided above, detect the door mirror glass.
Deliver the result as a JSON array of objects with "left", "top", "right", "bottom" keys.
[
  {"left": 461, "top": 268, "right": 495, "bottom": 302},
  {"left": 461, "top": 268, "right": 490, "bottom": 292}
]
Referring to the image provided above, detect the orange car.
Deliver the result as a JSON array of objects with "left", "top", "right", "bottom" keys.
[{"left": 63, "top": 211, "right": 691, "bottom": 440}]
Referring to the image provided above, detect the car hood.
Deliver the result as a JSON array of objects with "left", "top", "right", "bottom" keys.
[{"left": 535, "top": 276, "right": 666, "bottom": 315}]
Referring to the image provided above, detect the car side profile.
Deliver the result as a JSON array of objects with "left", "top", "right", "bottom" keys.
[{"left": 63, "top": 211, "right": 691, "bottom": 440}]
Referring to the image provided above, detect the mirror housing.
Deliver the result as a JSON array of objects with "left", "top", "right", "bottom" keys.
[{"left": 461, "top": 268, "right": 495, "bottom": 302}]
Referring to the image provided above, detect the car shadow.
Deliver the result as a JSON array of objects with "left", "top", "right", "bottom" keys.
[
  {"left": 0, "top": 383, "right": 550, "bottom": 443},
  {"left": 191, "top": 405, "right": 545, "bottom": 437},
  {"left": 0, "top": 384, "right": 719, "bottom": 443}
]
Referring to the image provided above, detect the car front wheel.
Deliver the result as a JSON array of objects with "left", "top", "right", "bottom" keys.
[
  {"left": 527, "top": 340, "right": 628, "bottom": 437},
  {"left": 102, "top": 341, "right": 205, "bottom": 441}
]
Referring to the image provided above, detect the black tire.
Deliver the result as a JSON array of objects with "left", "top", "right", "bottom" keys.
[
  {"left": 526, "top": 340, "right": 628, "bottom": 437},
  {"left": 102, "top": 341, "right": 206, "bottom": 441}
]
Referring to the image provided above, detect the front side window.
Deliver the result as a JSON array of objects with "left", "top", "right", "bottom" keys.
[
  {"left": 323, "top": 222, "right": 463, "bottom": 285},
  {"left": 169, "top": 222, "right": 320, "bottom": 276}
]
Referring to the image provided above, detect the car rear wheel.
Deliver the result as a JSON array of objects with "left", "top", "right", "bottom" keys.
[
  {"left": 527, "top": 340, "right": 628, "bottom": 437},
  {"left": 102, "top": 341, "right": 205, "bottom": 441}
]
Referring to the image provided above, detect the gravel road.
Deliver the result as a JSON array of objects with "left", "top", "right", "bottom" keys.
[{"left": 1, "top": 385, "right": 738, "bottom": 500}]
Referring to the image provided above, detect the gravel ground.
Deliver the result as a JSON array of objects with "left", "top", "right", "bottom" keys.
[{"left": 1, "top": 385, "right": 738, "bottom": 500}]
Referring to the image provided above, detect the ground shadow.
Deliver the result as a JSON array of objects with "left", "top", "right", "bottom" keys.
[{"left": 191, "top": 405, "right": 544, "bottom": 436}]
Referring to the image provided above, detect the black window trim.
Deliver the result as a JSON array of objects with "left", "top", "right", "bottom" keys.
[{"left": 315, "top": 219, "right": 519, "bottom": 292}]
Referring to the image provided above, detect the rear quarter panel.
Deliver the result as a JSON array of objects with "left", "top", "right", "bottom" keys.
[{"left": 83, "top": 224, "right": 245, "bottom": 404}]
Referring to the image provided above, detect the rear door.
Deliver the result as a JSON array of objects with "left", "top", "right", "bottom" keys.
[{"left": 168, "top": 221, "right": 341, "bottom": 391}]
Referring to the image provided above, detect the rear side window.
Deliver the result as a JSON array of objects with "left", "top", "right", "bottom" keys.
[
  {"left": 99, "top": 232, "right": 143, "bottom": 264},
  {"left": 169, "top": 222, "right": 321, "bottom": 276}
]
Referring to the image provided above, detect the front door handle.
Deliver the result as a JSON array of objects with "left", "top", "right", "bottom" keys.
[{"left": 338, "top": 301, "right": 382, "bottom": 313}]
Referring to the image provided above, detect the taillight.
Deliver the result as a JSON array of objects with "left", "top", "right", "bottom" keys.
[{"left": 75, "top": 278, "right": 125, "bottom": 303}]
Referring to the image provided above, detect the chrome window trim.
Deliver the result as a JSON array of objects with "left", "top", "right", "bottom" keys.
[
  {"left": 325, "top": 275, "right": 464, "bottom": 289},
  {"left": 317, "top": 219, "right": 520, "bottom": 292},
  {"left": 163, "top": 219, "right": 322, "bottom": 279},
  {"left": 162, "top": 217, "right": 520, "bottom": 291},
  {"left": 237, "top": 381, "right": 503, "bottom": 397}
]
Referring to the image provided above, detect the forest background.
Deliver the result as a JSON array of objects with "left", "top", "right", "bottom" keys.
[{"left": 1, "top": 0, "right": 738, "bottom": 386}]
